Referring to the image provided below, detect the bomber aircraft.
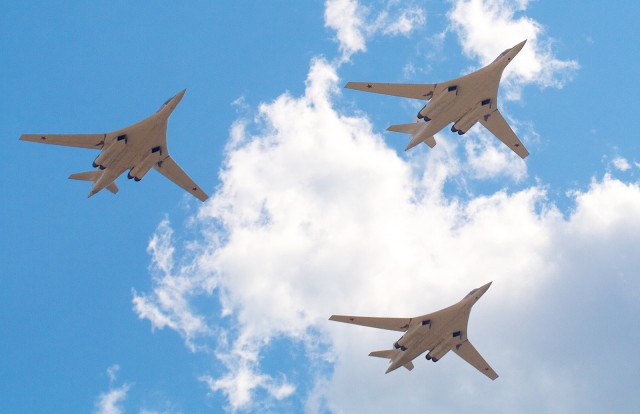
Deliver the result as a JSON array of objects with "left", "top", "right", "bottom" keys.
[
  {"left": 329, "top": 282, "right": 498, "bottom": 380},
  {"left": 345, "top": 40, "right": 529, "bottom": 158},
  {"left": 20, "top": 89, "right": 209, "bottom": 201}
]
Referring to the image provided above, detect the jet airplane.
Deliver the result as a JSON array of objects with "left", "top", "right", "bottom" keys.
[
  {"left": 329, "top": 282, "right": 498, "bottom": 380},
  {"left": 20, "top": 90, "right": 209, "bottom": 201},
  {"left": 345, "top": 40, "right": 529, "bottom": 158}
]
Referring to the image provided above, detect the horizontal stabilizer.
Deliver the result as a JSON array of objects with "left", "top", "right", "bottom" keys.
[
  {"left": 369, "top": 349, "right": 400, "bottom": 359},
  {"left": 387, "top": 123, "right": 436, "bottom": 149},
  {"left": 69, "top": 170, "right": 118, "bottom": 194},
  {"left": 387, "top": 123, "right": 423, "bottom": 135},
  {"left": 369, "top": 349, "right": 413, "bottom": 371},
  {"left": 69, "top": 170, "right": 102, "bottom": 181}
]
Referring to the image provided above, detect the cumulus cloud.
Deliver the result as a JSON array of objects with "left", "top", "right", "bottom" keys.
[
  {"left": 448, "top": 0, "right": 579, "bottom": 99},
  {"left": 129, "top": 2, "right": 640, "bottom": 413},
  {"left": 134, "top": 52, "right": 640, "bottom": 412},
  {"left": 325, "top": 0, "right": 426, "bottom": 61}
]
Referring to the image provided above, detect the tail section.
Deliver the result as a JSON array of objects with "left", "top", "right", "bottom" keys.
[
  {"left": 369, "top": 349, "right": 414, "bottom": 371},
  {"left": 387, "top": 123, "right": 436, "bottom": 149},
  {"left": 69, "top": 170, "right": 118, "bottom": 194},
  {"left": 387, "top": 123, "right": 423, "bottom": 135}
]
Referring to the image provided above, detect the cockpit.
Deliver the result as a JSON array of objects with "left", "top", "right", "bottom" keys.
[
  {"left": 464, "top": 288, "right": 479, "bottom": 299},
  {"left": 156, "top": 97, "right": 173, "bottom": 113},
  {"left": 491, "top": 48, "right": 511, "bottom": 63}
]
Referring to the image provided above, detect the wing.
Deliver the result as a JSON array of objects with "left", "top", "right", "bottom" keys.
[
  {"left": 154, "top": 156, "right": 209, "bottom": 202},
  {"left": 453, "top": 340, "right": 498, "bottom": 380},
  {"left": 345, "top": 82, "right": 437, "bottom": 101},
  {"left": 480, "top": 110, "right": 529, "bottom": 159},
  {"left": 329, "top": 315, "right": 411, "bottom": 332},
  {"left": 20, "top": 133, "right": 106, "bottom": 149}
]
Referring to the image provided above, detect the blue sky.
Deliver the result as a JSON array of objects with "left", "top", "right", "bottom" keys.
[{"left": 2, "top": 1, "right": 639, "bottom": 413}]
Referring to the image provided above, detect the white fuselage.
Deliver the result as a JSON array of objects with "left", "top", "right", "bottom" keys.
[
  {"left": 384, "top": 283, "right": 491, "bottom": 373},
  {"left": 405, "top": 42, "right": 523, "bottom": 150},
  {"left": 87, "top": 91, "right": 184, "bottom": 197}
]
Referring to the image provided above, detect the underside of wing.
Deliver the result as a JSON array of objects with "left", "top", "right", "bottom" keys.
[
  {"left": 453, "top": 340, "right": 498, "bottom": 380},
  {"left": 480, "top": 110, "right": 529, "bottom": 159},
  {"left": 153, "top": 156, "right": 209, "bottom": 202},
  {"left": 329, "top": 315, "right": 411, "bottom": 332},
  {"left": 20, "top": 133, "right": 107, "bottom": 149},
  {"left": 344, "top": 82, "right": 437, "bottom": 100}
]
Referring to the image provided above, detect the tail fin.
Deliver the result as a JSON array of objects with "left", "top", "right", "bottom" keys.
[
  {"left": 69, "top": 170, "right": 119, "bottom": 194},
  {"left": 387, "top": 123, "right": 437, "bottom": 149},
  {"left": 369, "top": 349, "right": 414, "bottom": 371}
]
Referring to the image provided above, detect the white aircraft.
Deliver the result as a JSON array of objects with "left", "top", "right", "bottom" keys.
[
  {"left": 329, "top": 282, "right": 498, "bottom": 380},
  {"left": 20, "top": 89, "right": 209, "bottom": 201},
  {"left": 345, "top": 40, "right": 529, "bottom": 158}
]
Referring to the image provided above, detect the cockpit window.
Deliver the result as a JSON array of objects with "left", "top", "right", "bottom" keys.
[
  {"left": 492, "top": 48, "right": 511, "bottom": 63},
  {"left": 156, "top": 97, "right": 171, "bottom": 113},
  {"left": 465, "top": 288, "right": 479, "bottom": 299}
]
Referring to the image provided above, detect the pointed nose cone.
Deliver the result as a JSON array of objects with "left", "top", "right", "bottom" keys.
[
  {"left": 172, "top": 89, "right": 186, "bottom": 106},
  {"left": 478, "top": 281, "right": 493, "bottom": 297},
  {"left": 511, "top": 39, "right": 527, "bottom": 55},
  {"left": 159, "top": 89, "right": 187, "bottom": 117}
]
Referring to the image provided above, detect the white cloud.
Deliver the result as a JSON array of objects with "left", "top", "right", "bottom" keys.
[
  {"left": 448, "top": 0, "right": 579, "bottom": 99},
  {"left": 325, "top": 0, "right": 426, "bottom": 61},
  {"left": 94, "top": 384, "right": 130, "bottom": 414},
  {"left": 132, "top": 219, "right": 216, "bottom": 352},
  {"left": 135, "top": 50, "right": 640, "bottom": 411},
  {"left": 371, "top": 7, "right": 426, "bottom": 37},
  {"left": 325, "top": 0, "right": 367, "bottom": 60},
  {"left": 131, "top": 2, "right": 640, "bottom": 413},
  {"left": 107, "top": 364, "right": 120, "bottom": 384},
  {"left": 612, "top": 156, "right": 631, "bottom": 172}
]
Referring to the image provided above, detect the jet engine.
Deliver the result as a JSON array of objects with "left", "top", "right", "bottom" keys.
[
  {"left": 417, "top": 85, "right": 458, "bottom": 120},
  {"left": 451, "top": 99, "right": 492, "bottom": 135},
  {"left": 92, "top": 134, "right": 128, "bottom": 169},
  {"left": 127, "top": 146, "right": 162, "bottom": 181},
  {"left": 425, "top": 331, "right": 463, "bottom": 362}
]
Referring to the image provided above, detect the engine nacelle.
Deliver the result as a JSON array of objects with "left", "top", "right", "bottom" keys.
[
  {"left": 426, "top": 331, "right": 463, "bottom": 362},
  {"left": 452, "top": 99, "right": 492, "bottom": 135},
  {"left": 92, "top": 135, "right": 128, "bottom": 169},
  {"left": 127, "top": 146, "right": 162, "bottom": 181},
  {"left": 128, "top": 163, "right": 154, "bottom": 182},
  {"left": 418, "top": 85, "right": 458, "bottom": 120}
]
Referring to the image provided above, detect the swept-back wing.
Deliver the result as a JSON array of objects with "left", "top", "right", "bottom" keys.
[
  {"left": 480, "top": 110, "right": 529, "bottom": 159},
  {"left": 345, "top": 82, "right": 437, "bottom": 100},
  {"left": 20, "top": 134, "right": 106, "bottom": 149},
  {"left": 329, "top": 315, "right": 411, "bottom": 332},
  {"left": 154, "top": 156, "right": 209, "bottom": 202},
  {"left": 453, "top": 340, "right": 498, "bottom": 380}
]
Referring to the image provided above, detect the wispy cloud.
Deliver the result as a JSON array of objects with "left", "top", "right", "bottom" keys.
[
  {"left": 94, "top": 382, "right": 130, "bottom": 414},
  {"left": 325, "top": 0, "right": 426, "bottom": 61}
]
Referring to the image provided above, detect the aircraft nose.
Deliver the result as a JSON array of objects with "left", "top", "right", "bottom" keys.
[
  {"left": 479, "top": 281, "right": 493, "bottom": 295},
  {"left": 174, "top": 89, "right": 186, "bottom": 103},
  {"left": 512, "top": 39, "right": 527, "bottom": 54}
]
